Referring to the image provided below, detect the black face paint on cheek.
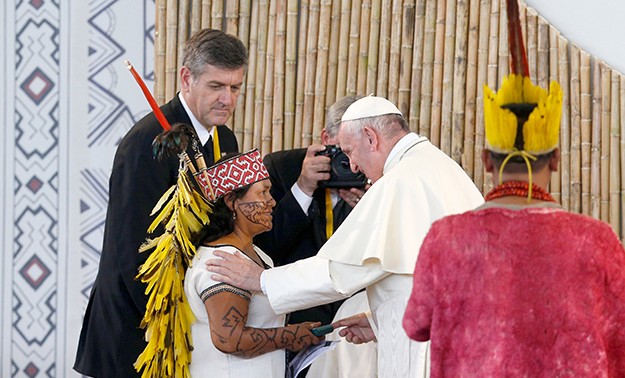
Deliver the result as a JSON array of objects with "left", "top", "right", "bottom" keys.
[{"left": 237, "top": 200, "right": 273, "bottom": 229}]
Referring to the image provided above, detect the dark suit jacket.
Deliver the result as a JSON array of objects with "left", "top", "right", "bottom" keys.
[
  {"left": 74, "top": 94, "right": 238, "bottom": 377},
  {"left": 254, "top": 148, "right": 353, "bottom": 325}
]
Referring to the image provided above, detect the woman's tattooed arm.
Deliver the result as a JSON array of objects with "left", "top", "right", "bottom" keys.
[{"left": 203, "top": 283, "right": 321, "bottom": 358}]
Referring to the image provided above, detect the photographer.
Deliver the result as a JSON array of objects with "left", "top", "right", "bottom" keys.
[{"left": 254, "top": 95, "right": 366, "bottom": 309}]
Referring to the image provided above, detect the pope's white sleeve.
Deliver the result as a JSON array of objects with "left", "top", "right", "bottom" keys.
[{"left": 263, "top": 255, "right": 389, "bottom": 315}]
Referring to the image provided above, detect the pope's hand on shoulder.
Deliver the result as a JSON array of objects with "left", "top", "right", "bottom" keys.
[
  {"left": 205, "top": 250, "right": 263, "bottom": 292},
  {"left": 296, "top": 144, "right": 332, "bottom": 196}
]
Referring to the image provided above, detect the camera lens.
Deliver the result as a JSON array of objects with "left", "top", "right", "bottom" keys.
[{"left": 333, "top": 154, "right": 352, "bottom": 176}]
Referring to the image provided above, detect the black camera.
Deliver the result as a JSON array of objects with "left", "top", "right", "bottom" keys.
[{"left": 315, "top": 145, "right": 368, "bottom": 188}]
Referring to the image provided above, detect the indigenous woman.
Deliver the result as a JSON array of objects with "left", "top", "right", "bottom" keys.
[{"left": 183, "top": 150, "right": 321, "bottom": 377}]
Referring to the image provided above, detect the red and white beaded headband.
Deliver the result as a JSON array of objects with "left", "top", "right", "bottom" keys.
[{"left": 205, "top": 149, "right": 269, "bottom": 199}]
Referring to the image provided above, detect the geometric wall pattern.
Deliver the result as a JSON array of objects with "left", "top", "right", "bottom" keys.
[{"left": 1, "top": 0, "right": 153, "bottom": 376}]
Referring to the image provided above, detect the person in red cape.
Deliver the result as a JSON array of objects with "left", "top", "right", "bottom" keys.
[{"left": 402, "top": 1, "right": 625, "bottom": 376}]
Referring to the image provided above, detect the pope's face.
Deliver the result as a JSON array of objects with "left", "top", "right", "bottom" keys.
[
  {"left": 180, "top": 63, "right": 245, "bottom": 129},
  {"left": 338, "top": 125, "right": 384, "bottom": 183}
]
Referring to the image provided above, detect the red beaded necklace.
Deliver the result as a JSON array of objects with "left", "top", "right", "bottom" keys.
[{"left": 485, "top": 180, "right": 556, "bottom": 202}]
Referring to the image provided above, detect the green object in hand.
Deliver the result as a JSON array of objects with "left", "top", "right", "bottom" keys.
[{"left": 311, "top": 324, "right": 334, "bottom": 337}]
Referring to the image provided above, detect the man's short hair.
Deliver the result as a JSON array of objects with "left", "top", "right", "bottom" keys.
[
  {"left": 325, "top": 95, "right": 363, "bottom": 138},
  {"left": 182, "top": 29, "right": 248, "bottom": 78}
]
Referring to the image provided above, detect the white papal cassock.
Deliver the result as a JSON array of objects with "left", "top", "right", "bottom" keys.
[{"left": 261, "top": 133, "right": 484, "bottom": 378}]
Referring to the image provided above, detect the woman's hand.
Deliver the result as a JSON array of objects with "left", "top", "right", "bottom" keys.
[
  {"left": 332, "top": 312, "right": 376, "bottom": 344},
  {"left": 283, "top": 322, "right": 323, "bottom": 352}
]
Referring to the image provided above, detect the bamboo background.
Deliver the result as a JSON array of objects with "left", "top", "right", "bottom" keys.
[{"left": 153, "top": 0, "right": 624, "bottom": 242}]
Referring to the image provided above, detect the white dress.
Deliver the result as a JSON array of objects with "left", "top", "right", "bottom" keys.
[{"left": 184, "top": 244, "right": 286, "bottom": 378}]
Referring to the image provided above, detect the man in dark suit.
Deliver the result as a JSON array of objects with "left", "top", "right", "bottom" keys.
[
  {"left": 74, "top": 29, "right": 246, "bottom": 378},
  {"left": 255, "top": 96, "right": 366, "bottom": 327}
]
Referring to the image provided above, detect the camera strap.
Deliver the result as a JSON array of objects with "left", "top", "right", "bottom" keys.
[{"left": 324, "top": 188, "right": 334, "bottom": 239}]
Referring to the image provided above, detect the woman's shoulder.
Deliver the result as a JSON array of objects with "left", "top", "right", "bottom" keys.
[
  {"left": 197, "top": 244, "right": 240, "bottom": 255},
  {"left": 192, "top": 244, "right": 240, "bottom": 265}
]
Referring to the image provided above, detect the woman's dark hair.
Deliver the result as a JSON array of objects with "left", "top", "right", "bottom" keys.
[{"left": 195, "top": 185, "right": 252, "bottom": 244}]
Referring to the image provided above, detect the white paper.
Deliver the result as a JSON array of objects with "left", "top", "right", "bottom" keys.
[{"left": 287, "top": 340, "right": 341, "bottom": 378}]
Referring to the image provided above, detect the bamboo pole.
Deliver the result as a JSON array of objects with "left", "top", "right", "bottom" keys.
[
  {"left": 237, "top": 0, "right": 252, "bottom": 59},
  {"left": 548, "top": 26, "right": 559, "bottom": 201},
  {"left": 590, "top": 59, "right": 602, "bottom": 219},
  {"left": 178, "top": 0, "right": 191, "bottom": 72},
  {"left": 190, "top": 0, "right": 201, "bottom": 34},
  {"left": 223, "top": 2, "right": 239, "bottom": 132},
  {"left": 486, "top": 0, "right": 500, "bottom": 89},
  {"left": 335, "top": 0, "right": 352, "bottom": 100},
  {"left": 312, "top": 1, "right": 332, "bottom": 143},
  {"left": 557, "top": 34, "right": 570, "bottom": 208},
  {"left": 462, "top": 0, "right": 480, "bottom": 178},
  {"left": 155, "top": 0, "right": 168, "bottom": 105},
  {"left": 397, "top": 0, "right": 415, "bottom": 119},
  {"left": 357, "top": 0, "right": 372, "bottom": 94},
  {"left": 271, "top": 0, "right": 285, "bottom": 152},
  {"left": 418, "top": 0, "right": 437, "bottom": 139},
  {"left": 569, "top": 44, "right": 582, "bottom": 214},
  {"left": 580, "top": 52, "right": 591, "bottom": 215},
  {"left": 201, "top": 0, "right": 211, "bottom": 28},
  {"left": 600, "top": 64, "right": 611, "bottom": 222},
  {"left": 483, "top": 0, "right": 501, "bottom": 193},
  {"left": 225, "top": 0, "right": 239, "bottom": 35},
  {"left": 211, "top": 0, "right": 223, "bottom": 30},
  {"left": 432, "top": 0, "right": 458, "bottom": 156},
  {"left": 346, "top": 0, "right": 362, "bottom": 96},
  {"left": 242, "top": 0, "right": 259, "bottom": 150},
  {"left": 366, "top": 0, "right": 382, "bottom": 95},
  {"left": 386, "top": 0, "right": 403, "bottom": 104},
  {"left": 325, "top": 0, "right": 341, "bottom": 110},
  {"left": 621, "top": 76, "right": 625, "bottom": 241},
  {"left": 473, "top": 0, "right": 491, "bottom": 188},
  {"left": 536, "top": 14, "right": 549, "bottom": 90},
  {"left": 497, "top": 0, "right": 508, "bottom": 87},
  {"left": 165, "top": 0, "right": 179, "bottom": 99},
  {"left": 451, "top": 0, "right": 467, "bottom": 164},
  {"left": 233, "top": 0, "right": 251, "bottom": 146},
  {"left": 293, "top": 0, "right": 310, "bottom": 149},
  {"left": 609, "top": 70, "right": 621, "bottom": 234},
  {"left": 283, "top": 0, "right": 299, "bottom": 149},
  {"left": 261, "top": 0, "right": 277, "bottom": 154},
  {"left": 301, "top": 0, "right": 320, "bottom": 146},
  {"left": 252, "top": 0, "right": 270, "bottom": 151},
  {"left": 429, "top": 0, "right": 446, "bottom": 147},
  {"left": 408, "top": 0, "right": 426, "bottom": 131},
  {"left": 375, "top": 0, "right": 390, "bottom": 99}
]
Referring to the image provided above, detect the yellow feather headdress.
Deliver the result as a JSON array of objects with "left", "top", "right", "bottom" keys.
[
  {"left": 483, "top": 74, "right": 563, "bottom": 156},
  {"left": 483, "top": 0, "right": 563, "bottom": 157},
  {"left": 135, "top": 127, "right": 213, "bottom": 378}
]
